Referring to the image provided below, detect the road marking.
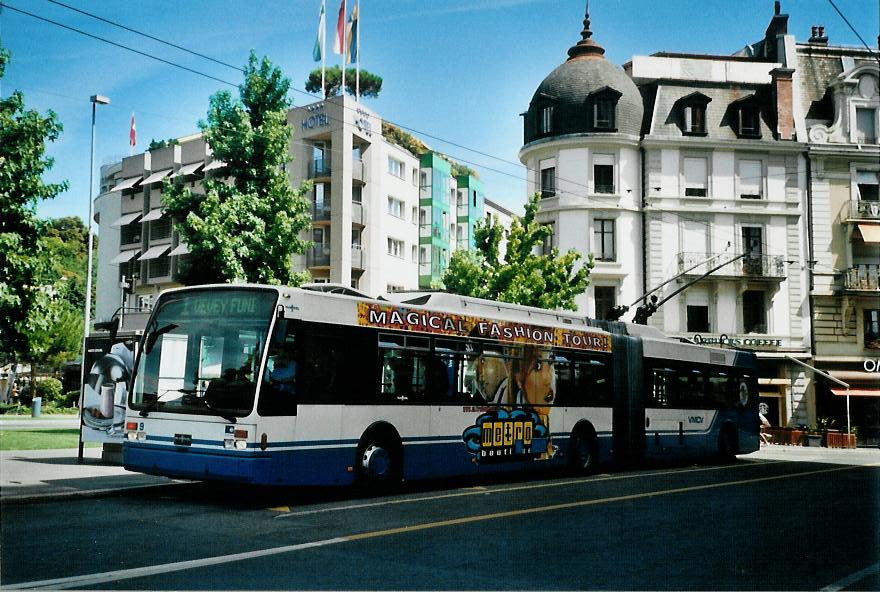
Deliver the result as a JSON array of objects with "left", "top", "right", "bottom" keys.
[
  {"left": 7, "top": 462, "right": 874, "bottom": 591},
  {"left": 820, "top": 562, "right": 880, "bottom": 592},
  {"left": 275, "top": 460, "right": 787, "bottom": 518}
]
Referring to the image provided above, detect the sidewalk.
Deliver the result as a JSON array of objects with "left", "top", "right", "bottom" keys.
[{"left": 0, "top": 447, "right": 177, "bottom": 504}]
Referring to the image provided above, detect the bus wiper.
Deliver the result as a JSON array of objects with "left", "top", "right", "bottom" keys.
[
  {"left": 144, "top": 323, "right": 179, "bottom": 354},
  {"left": 139, "top": 387, "right": 198, "bottom": 418}
]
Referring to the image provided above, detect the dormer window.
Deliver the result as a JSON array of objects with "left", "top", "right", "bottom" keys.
[
  {"left": 731, "top": 96, "right": 762, "bottom": 138},
  {"left": 590, "top": 87, "right": 622, "bottom": 132},
  {"left": 679, "top": 92, "right": 711, "bottom": 136}
]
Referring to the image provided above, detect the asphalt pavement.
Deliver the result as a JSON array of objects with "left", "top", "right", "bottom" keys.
[{"left": 1, "top": 436, "right": 877, "bottom": 505}]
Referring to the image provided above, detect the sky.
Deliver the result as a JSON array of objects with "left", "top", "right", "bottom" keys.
[{"left": 2, "top": 0, "right": 878, "bottom": 226}]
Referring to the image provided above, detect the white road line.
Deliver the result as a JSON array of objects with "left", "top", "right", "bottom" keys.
[
  {"left": 7, "top": 461, "right": 859, "bottom": 591},
  {"left": 275, "top": 460, "right": 787, "bottom": 518},
  {"left": 820, "top": 562, "right": 880, "bottom": 592},
  {"left": 2, "top": 538, "right": 350, "bottom": 591}
]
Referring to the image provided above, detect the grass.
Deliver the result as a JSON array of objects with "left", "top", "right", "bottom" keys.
[{"left": 0, "top": 428, "right": 100, "bottom": 451}]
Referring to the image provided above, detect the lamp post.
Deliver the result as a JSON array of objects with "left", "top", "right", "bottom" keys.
[{"left": 78, "top": 94, "right": 110, "bottom": 463}]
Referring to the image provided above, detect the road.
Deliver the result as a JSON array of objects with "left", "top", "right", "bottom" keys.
[{"left": 1, "top": 458, "right": 878, "bottom": 590}]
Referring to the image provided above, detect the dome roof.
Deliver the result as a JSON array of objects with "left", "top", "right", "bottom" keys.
[{"left": 523, "top": 7, "right": 643, "bottom": 145}]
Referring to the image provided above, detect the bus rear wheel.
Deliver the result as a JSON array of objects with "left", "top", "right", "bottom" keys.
[
  {"left": 569, "top": 430, "right": 598, "bottom": 475},
  {"left": 718, "top": 426, "right": 738, "bottom": 462}
]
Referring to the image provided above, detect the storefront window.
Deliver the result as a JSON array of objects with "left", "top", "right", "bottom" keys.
[{"left": 865, "top": 309, "right": 880, "bottom": 350}]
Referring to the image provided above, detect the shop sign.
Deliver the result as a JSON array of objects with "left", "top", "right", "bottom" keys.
[
  {"left": 864, "top": 358, "right": 880, "bottom": 372},
  {"left": 692, "top": 334, "right": 783, "bottom": 348}
]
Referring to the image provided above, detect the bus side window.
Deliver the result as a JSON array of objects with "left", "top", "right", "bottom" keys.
[
  {"left": 380, "top": 348, "right": 425, "bottom": 402},
  {"left": 651, "top": 369, "right": 672, "bottom": 407},
  {"left": 554, "top": 356, "right": 573, "bottom": 406},
  {"left": 257, "top": 320, "right": 298, "bottom": 416},
  {"left": 707, "top": 373, "right": 728, "bottom": 409}
]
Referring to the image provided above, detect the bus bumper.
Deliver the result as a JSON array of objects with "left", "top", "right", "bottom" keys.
[{"left": 123, "top": 443, "right": 272, "bottom": 484}]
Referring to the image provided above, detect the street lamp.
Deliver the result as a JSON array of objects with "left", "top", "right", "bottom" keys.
[{"left": 78, "top": 94, "right": 109, "bottom": 463}]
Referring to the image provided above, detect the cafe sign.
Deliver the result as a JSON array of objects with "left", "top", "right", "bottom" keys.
[{"left": 693, "top": 334, "right": 784, "bottom": 348}]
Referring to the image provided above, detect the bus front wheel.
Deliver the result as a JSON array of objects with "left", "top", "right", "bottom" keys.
[{"left": 356, "top": 432, "right": 401, "bottom": 490}]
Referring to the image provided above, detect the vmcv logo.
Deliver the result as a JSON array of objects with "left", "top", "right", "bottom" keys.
[{"left": 688, "top": 416, "right": 704, "bottom": 424}]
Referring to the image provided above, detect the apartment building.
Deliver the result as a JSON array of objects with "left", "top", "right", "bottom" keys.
[
  {"left": 798, "top": 32, "right": 880, "bottom": 442},
  {"left": 94, "top": 96, "right": 508, "bottom": 327},
  {"left": 521, "top": 3, "right": 821, "bottom": 429}
]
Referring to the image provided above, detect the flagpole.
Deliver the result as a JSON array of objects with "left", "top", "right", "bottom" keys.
[
  {"left": 340, "top": 0, "right": 346, "bottom": 99},
  {"left": 356, "top": 0, "right": 360, "bottom": 102},
  {"left": 321, "top": 0, "right": 326, "bottom": 99}
]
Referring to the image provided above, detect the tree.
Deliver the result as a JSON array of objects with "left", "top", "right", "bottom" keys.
[
  {"left": 0, "top": 49, "right": 69, "bottom": 362},
  {"left": 441, "top": 194, "right": 593, "bottom": 311},
  {"left": 305, "top": 66, "right": 383, "bottom": 98},
  {"left": 163, "top": 51, "right": 312, "bottom": 286}
]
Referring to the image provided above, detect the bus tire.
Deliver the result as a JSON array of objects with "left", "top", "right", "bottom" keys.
[
  {"left": 356, "top": 427, "right": 402, "bottom": 490},
  {"left": 568, "top": 425, "right": 599, "bottom": 475},
  {"left": 718, "top": 425, "right": 738, "bottom": 462}
]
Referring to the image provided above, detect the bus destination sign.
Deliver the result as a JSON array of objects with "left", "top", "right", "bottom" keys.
[{"left": 357, "top": 302, "right": 611, "bottom": 353}]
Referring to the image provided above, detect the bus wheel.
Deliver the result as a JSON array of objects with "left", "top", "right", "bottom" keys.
[
  {"left": 718, "top": 426, "right": 738, "bottom": 462},
  {"left": 356, "top": 436, "right": 401, "bottom": 490},
  {"left": 569, "top": 429, "right": 598, "bottom": 475}
]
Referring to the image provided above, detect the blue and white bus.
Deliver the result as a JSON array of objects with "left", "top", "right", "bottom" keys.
[{"left": 123, "top": 284, "right": 759, "bottom": 486}]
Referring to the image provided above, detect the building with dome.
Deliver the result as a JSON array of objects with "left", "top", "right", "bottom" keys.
[{"left": 519, "top": 9, "right": 644, "bottom": 317}]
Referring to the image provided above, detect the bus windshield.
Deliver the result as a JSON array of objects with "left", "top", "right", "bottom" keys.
[{"left": 130, "top": 289, "right": 277, "bottom": 418}]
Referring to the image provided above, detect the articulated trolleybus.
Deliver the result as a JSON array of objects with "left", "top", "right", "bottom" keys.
[{"left": 123, "top": 284, "right": 759, "bottom": 486}]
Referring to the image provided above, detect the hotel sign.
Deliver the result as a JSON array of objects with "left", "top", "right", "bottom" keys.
[{"left": 301, "top": 102, "right": 329, "bottom": 131}]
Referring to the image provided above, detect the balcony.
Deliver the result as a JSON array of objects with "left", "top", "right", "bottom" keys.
[
  {"left": 307, "top": 246, "right": 331, "bottom": 267},
  {"left": 308, "top": 158, "right": 331, "bottom": 179},
  {"left": 676, "top": 252, "right": 786, "bottom": 280},
  {"left": 351, "top": 246, "right": 364, "bottom": 270},
  {"left": 352, "top": 159, "right": 365, "bottom": 184},
  {"left": 842, "top": 264, "right": 880, "bottom": 291},
  {"left": 313, "top": 200, "right": 331, "bottom": 222},
  {"left": 351, "top": 202, "right": 364, "bottom": 226},
  {"left": 842, "top": 200, "right": 880, "bottom": 221}
]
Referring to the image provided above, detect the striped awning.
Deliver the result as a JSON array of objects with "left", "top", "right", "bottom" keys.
[
  {"left": 175, "top": 162, "right": 204, "bottom": 177},
  {"left": 110, "top": 249, "right": 140, "bottom": 264},
  {"left": 139, "top": 245, "right": 171, "bottom": 261},
  {"left": 110, "top": 212, "right": 141, "bottom": 228},
  {"left": 856, "top": 224, "right": 880, "bottom": 243},
  {"left": 141, "top": 168, "right": 173, "bottom": 185},
  {"left": 141, "top": 208, "right": 165, "bottom": 222}
]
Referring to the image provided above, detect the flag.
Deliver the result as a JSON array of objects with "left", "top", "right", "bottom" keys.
[
  {"left": 312, "top": 1, "right": 324, "bottom": 62},
  {"left": 332, "top": 0, "right": 345, "bottom": 55},
  {"left": 129, "top": 113, "right": 137, "bottom": 148},
  {"left": 346, "top": 2, "right": 358, "bottom": 64}
]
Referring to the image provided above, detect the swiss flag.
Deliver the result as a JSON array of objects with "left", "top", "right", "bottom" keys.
[{"left": 129, "top": 113, "right": 137, "bottom": 148}]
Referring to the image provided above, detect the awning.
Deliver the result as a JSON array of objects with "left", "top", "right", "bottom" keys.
[
  {"left": 168, "top": 243, "right": 190, "bottom": 256},
  {"left": 141, "top": 168, "right": 173, "bottom": 185},
  {"left": 831, "top": 388, "right": 880, "bottom": 397},
  {"left": 110, "top": 212, "right": 142, "bottom": 228},
  {"left": 109, "top": 177, "right": 141, "bottom": 192},
  {"left": 175, "top": 162, "right": 203, "bottom": 177},
  {"left": 202, "top": 160, "right": 226, "bottom": 172},
  {"left": 141, "top": 208, "right": 165, "bottom": 222},
  {"left": 139, "top": 245, "right": 171, "bottom": 260},
  {"left": 856, "top": 224, "right": 880, "bottom": 243},
  {"left": 110, "top": 249, "right": 140, "bottom": 264},
  {"left": 828, "top": 370, "right": 880, "bottom": 383}
]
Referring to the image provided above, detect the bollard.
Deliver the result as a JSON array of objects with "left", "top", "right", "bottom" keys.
[{"left": 31, "top": 396, "right": 42, "bottom": 417}]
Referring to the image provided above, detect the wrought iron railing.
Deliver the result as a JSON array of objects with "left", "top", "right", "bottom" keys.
[
  {"left": 843, "top": 200, "right": 880, "bottom": 220},
  {"left": 676, "top": 252, "right": 786, "bottom": 279}
]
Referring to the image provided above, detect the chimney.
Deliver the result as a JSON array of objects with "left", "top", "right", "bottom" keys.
[
  {"left": 808, "top": 25, "right": 828, "bottom": 45},
  {"left": 771, "top": 68, "right": 796, "bottom": 140}
]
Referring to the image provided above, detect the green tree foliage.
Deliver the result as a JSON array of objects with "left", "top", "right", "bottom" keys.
[
  {"left": 442, "top": 194, "right": 593, "bottom": 311},
  {"left": 147, "top": 138, "right": 179, "bottom": 151},
  {"left": 41, "top": 216, "right": 94, "bottom": 312},
  {"left": 0, "top": 49, "right": 69, "bottom": 362},
  {"left": 163, "top": 52, "right": 312, "bottom": 285},
  {"left": 305, "top": 66, "right": 382, "bottom": 98}
]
